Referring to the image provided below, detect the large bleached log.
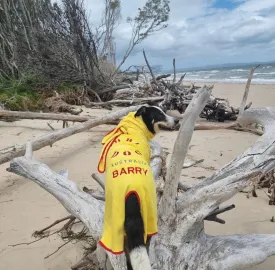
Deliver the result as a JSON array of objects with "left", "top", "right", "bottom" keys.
[
  {"left": 149, "top": 106, "right": 275, "bottom": 269},
  {"left": 158, "top": 85, "right": 213, "bottom": 220}
]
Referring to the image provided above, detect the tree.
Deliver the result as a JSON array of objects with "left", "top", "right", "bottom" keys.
[
  {"left": 100, "top": 0, "right": 121, "bottom": 66},
  {"left": 113, "top": 0, "right": 170, "bottom": 74}
]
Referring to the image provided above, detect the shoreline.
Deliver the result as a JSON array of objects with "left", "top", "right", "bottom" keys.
[{"left": 181, "top": 80, "right": 275, "bottom": 85}]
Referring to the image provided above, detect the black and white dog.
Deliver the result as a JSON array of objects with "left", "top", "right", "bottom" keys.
[{"left": 123, "top": 106, "right": 179, "bottom": 270}]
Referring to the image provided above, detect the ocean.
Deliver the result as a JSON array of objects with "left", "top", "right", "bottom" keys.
[{"left": 168, "top": 63, "right": 275, "bottom": 84}]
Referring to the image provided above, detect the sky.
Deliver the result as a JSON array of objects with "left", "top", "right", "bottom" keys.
[{"left": 81, "top": 0, "right": 275, "bottom": 70}]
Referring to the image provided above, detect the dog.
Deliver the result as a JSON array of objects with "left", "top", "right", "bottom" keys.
[{"left": 97, "top": 106, "right": 179, "bottom": 270}]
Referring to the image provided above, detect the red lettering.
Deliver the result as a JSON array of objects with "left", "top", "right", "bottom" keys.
[
  {"left": 128, "top": 167, "right": 135, "bottom": 174},
  {"left": 112, "top": 170, "right": 118, "bottom": 178},
  {"left": 120, "top": 168, "right": 127, "bottom": 175},
  {"left": 135, "top": 150, "right": 142, "bottom": 156},
  {"left": 135, "top": 167, "right": 142, "bottom": 174},
  {"left": 126, "top": 138, "right": 133, "bottom": 142},
  {"left": 123, "top": 151, "right": 131, "bottom": 156},
  {"left": 114, "top": 138, "right": 120, "bottom": 143},
  {"left": 113, "top": 167, "right": 148, "bottom": 178},
  {"left": 111, "top": 151, "right": 119, "bottom": 158}
]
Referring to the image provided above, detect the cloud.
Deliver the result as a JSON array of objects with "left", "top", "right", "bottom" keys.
[{"left": 77, "top": 0, "right": 275, "bottom": 69}]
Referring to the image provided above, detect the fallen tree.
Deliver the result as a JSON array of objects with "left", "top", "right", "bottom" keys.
[{"left": 6, "top": 85, "right": 275, "bottom": 269}]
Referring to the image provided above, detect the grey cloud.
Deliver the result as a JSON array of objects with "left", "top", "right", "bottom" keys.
[{"left": 81, "top": 0, "right": 275, "bottom": 68}]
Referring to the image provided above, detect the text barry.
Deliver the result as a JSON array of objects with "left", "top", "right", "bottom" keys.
[{"left": 112, "top": 166, "right": 148, "bottom": 178}]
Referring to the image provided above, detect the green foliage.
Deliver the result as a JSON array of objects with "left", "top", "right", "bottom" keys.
[
  {"left": 57, "top": 82, "right": 79, "bottom": 92},
  {"left": 127, "top": 0, "right": 170, "bottom": 40},
  {"left": 110, "top": 0, "right": 120, "bottom": 10},
  {"left": 115, "top": 0, "right": 170, "bottom": 71},
  {"left": 0, "top": 75, "right": 44, "bottom": 111},
  {"left": 0, "top": 75, "right": 83, "bottom": 111}
]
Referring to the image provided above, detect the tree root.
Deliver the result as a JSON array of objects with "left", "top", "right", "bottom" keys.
[
  {"left": 10, "top": 214, "right": 95, "bottom": 261},
  {"left": 44, "top": 240, "right": 72, "bottom": 259},
  {"left": 242, "top": 169, "right": 275, "bottom": 205},
  {"left": 33, "top": 215, "right": 73, "bottom": 237}
]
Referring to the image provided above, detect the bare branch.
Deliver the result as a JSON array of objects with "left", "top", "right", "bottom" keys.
[
  {"left": 91, "top": 173, "right": 105, "bottom": 191},
  {"left": 204, "top": 204, "right": 235, "bottom": 224},
  {"left": 239, "top": 65, "right": 260, "bottom": 115},
  {"left": 182, "top": 159, "right": 204, "bottom": 169},
  {"left": 159, "top": 85, "right": 213, "bottom": 221},
  {"left": 25, "top": 140, "right": 33, "bottom": 160},
  {"left": 143, "top": 49, "right": 158, "bottom": 86},
  {"left": 33, "top": 215, "right": 73, "bottom": 237},
  {"left": 173, "top": 58, "right": 176, "bottom": 83}
]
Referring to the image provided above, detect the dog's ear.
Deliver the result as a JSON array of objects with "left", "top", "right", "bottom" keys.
[{"left": 135, "top": 106, "right": 147, "bottom": 117}]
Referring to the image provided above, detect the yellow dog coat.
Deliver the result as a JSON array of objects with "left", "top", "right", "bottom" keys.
[{"left": 97, "top": 112, "right": 158, "bottom": 254}]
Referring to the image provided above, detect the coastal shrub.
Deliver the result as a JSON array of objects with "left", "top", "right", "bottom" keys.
[
  {"left": 0, "top": 75, "right": 85, "bottom": 111},
  {"left": 0, "top": 75, "right": 44, "bottom": 111}
]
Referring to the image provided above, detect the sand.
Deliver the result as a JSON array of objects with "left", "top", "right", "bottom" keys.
[{"left": 1, "top": 83, "right": 275, "bottom": 270}]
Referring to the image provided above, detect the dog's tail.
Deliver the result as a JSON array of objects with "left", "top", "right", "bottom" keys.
[{"left": 125, "top": 193, "right": 152, "bottom": 270}]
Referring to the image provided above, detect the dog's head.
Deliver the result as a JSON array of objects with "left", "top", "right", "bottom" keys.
[{"left": 135, "top": 106, "right": 179, "bottom": 134}]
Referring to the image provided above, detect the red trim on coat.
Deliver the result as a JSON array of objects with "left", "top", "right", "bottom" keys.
[
  {"left": 125, "top": 190, "right": 141, "bottom": 204},
  {"left": 102, "top": 128, "right": 116, "bottom": 145},
  {"left": 98, "top": 240, "right": 124, "bottom": 255},
  {"left": 147, "top": 232, "right": 158, "bottom": 236},
  {"left": 97, "top": 128, "right": 123, "bottom": 173}
]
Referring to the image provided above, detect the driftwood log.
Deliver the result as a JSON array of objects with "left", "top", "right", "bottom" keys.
[
  {"left": 0, "top": 110, "right": 91, "bottom": 122},
  {"left": 6, "top": 85, "right": 275, "bottom": 269},
  {"left": 0, "top": 108, "right": 263, "bottom": 138},
  {"left": 0, "top": 106, "right": 140, "bottom": 165},
  {"left": 86, "top": 96, "right": 164, "bottom": 107}
]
